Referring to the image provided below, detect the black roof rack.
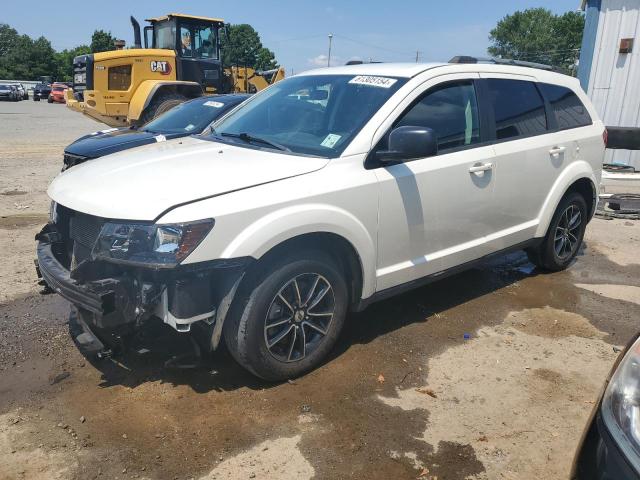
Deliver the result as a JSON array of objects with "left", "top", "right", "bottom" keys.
[{"left": 448, "top": 55, "right": 556, "bottom": 72}]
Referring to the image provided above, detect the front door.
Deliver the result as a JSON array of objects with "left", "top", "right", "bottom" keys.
[{"left": 373, "top": 75, "right": 497, "bottom": 291}]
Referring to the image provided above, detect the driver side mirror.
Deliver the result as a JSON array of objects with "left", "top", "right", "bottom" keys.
[{"left": 376, "top": 125, "right": 438, "bottom": 163}]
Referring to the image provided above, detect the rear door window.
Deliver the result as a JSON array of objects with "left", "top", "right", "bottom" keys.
[
  {"left": 395, "top": 81, "right": 481, "bottom": 153},
  {"left": 538, "top": 83, "right": 592, "bottom": 130},
  {"left": 486, "top": 79, "right": 547, "bottom": 141}
]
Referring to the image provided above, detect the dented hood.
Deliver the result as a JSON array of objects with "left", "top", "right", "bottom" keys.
[{"left": 48, "top": 136, "right": 329, "bottom": 221}]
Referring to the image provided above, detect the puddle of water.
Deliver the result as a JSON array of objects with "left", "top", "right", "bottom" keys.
[{"left": 378, "top": 307, "right": 617, "bottom": 480}]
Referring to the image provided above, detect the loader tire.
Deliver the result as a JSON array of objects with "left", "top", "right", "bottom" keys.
[{"left": 137, "top": 93, "right": 187, "bottom": 125}]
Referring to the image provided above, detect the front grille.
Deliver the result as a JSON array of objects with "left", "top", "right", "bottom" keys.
[
  {"left": 68, "top": 212, "right": 105, "bottom": 267},
  {"left": 69, "top": 212, "right": 104, "bottom": 249}
]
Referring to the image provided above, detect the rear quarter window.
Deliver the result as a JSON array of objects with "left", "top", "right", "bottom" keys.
[{"left": 538, "top": 83, "right": 592, "bottom": 130}]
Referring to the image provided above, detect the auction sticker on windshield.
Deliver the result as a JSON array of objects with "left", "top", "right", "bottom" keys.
[
  {"left": 321, "top": 133, "right": 342, "bottom": 148},
  {"left": 348, "top": 76, "right": 397, "bottom": 88}
]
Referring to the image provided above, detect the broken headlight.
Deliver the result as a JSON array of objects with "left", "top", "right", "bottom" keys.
[
  {"left": 601, "top": 335, "right": 640, "bottom": 470},
  {"left": 92, "top": 219, "right": 214, "bottom": 268}
]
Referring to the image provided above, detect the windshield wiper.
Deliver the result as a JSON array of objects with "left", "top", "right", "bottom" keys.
[{"left": 219, "top": 132, "right": 290, "bottom": 152}]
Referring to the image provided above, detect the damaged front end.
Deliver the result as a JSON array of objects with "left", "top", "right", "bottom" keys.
[{"left": 35, "top": 204, "right": 250, "bottom": 358}]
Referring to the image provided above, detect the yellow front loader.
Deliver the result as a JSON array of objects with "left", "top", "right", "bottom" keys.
[{"left": 65, "top": 13, "right": 284, "bottom": 127}]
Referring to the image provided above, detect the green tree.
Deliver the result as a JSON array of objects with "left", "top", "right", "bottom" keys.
[
  {"left": 255, "top": 47, "right": 277, "bottom": 71},
  {"left": 488, "top": 8, "right": 584, "bottom": 74},
  {"left": 221, "top": 24, "right": 278, "bottom": 70},
  {"left": 0, "top": 27, "right": 56, "bottom": 80},
  {"left": 0, "top": 24, "right": 19, "bottom": 58},
  {"left": 90, "top": 29, "right": 116, "bottom": 53}
]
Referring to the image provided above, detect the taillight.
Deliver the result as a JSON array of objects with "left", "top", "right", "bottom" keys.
[{"left": 603, "top": 128, "right": 608, "bottom": 147}]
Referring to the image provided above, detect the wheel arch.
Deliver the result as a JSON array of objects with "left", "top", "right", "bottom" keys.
[
  {"left": 246, "top": 232, "right": 365, "bottom": 311},
  {"left": 216, "top": 205, "right": 377, "bottom": 301},
  {"left": 128, "top": 80, "right": 202, "bottom": 121},
  {"left": 210, "top": 230, "right": 368, "bottom": 352},
  {"left": 535, "top": 163, "right": 598, "bottom": 238}
]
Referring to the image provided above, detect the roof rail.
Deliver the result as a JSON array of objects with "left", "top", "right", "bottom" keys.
[{"left": 448, "top": 55, "right": 556, "bottom": 72}]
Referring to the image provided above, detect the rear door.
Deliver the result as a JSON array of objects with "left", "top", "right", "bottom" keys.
[{"left": 478, "top": 75, "right": 559, "bottom": 251}]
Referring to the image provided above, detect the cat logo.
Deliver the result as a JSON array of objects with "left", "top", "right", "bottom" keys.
[{"left": 150, "top": 61, "right": 172, "bottom": 75}]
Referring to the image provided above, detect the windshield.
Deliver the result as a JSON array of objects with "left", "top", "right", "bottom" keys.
[
  {"left": 211, "top": 74, "right": 407, "bottom": 157},
  {"left": 143, "top": 97, "right": 240, "bottom": 134}
]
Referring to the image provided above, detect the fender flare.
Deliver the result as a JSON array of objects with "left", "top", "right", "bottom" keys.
[
  {"left": 127, "top": 80, "right": 202, "bottom": 121},
  {"left": 220, "top": 204, "right": 377, "bottom": 299},
  {"left": 534, "top": 161, "right": 599, "bottom": 238}
]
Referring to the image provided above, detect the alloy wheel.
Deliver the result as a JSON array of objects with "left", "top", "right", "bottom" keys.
[
  {"left": 264, "top": 273, "right": 335, "bottom": 363},
  {"left": 554, "top": 203, "right": 582, "bottom": 260}
]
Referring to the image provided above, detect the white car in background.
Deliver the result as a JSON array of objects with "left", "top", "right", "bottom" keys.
[{"left": 36, "top": 61, "right": 605, "bottom": 380}]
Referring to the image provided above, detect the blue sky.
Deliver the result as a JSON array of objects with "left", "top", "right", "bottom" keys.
[{"left": 2, "top": 0, "right": 582, "bottom": 73}]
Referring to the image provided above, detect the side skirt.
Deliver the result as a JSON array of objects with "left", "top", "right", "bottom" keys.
[{"left": 353, "top": 238, "right": 542, "bottom": 312}]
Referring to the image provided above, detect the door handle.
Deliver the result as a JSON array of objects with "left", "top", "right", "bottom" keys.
[
  {"left": 468, "top": 162, "right": 493, "bottom": 173},
  {"left": 549, "top": 146, "right": 566, "bottom": 156}
]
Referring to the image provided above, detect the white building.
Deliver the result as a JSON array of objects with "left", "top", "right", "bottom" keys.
[{"left": 578, "top": 0, "right": 640, "bottom": 167}]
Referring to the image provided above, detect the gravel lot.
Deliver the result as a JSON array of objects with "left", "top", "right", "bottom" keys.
[{"left": 1, "top": 99, "right": 639, "bottom": 480}]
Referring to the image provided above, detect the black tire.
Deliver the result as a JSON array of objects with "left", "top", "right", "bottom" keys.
[
  {"left": 137, "top": 93, "right": 187, "bottom": 125},
  {"left": 47, "top": 97, "right": 53, "bottom": 103},
  {"left": 33, "top": 96, "right": 40, "bottom": 102},
  {"left": 224, "top": 250, "right": 348, "bottom": 381},
  {"left": 526, "top": 191, "right": 588, "bottom": 271}
]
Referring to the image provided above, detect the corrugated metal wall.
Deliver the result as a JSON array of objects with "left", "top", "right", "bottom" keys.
[{"left": 582, "top": 0, "right": 640, "bottom": 167}]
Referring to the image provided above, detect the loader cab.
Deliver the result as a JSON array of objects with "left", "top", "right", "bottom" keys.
[{"left": 144, "top": 14, "right": 225, "bottom": 93}]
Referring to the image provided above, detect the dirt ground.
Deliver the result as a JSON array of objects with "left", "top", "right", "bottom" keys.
[{"left": 1, "top": 100, "right": 640, "bottom": 480}]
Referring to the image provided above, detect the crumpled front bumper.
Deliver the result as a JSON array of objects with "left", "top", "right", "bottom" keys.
[
  {"left": 36, "top": 240, "right": 117, "bottom": 316},
  {"left": 35, "top": 222, "right": 252, "bottom": 351}
]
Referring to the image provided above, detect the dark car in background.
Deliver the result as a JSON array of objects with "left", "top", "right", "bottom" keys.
[
  {"left": 0, "top": 84, "right": 20, "bottom": 101},
  {"left": 33, "top": 82, "right": 51, "bottom": 101},
  {"left": 63, "top": 94, "right": 249, "bottom": 169},
  {"left": 572, "top": 332, "right": 640, "bottom": 479}
]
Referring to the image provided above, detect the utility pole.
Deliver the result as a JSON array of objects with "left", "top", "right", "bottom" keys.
[
  {"left": 328, "top": 33, "right": 333, "bottom": 67},
  {"left": 415, "top": 50, "right": 420, "bottom": 63}
]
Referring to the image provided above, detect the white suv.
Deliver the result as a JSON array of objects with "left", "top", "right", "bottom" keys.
[{"left": 36, "top": 62, "right": 604, "bottom": 380}]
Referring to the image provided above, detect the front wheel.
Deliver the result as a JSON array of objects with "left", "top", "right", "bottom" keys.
[
  {"left": 224, "top": 251, "right": 348, "bottom": 381},
  {"left": 527, "top": 191, "right": 588, "bottom": 271}
]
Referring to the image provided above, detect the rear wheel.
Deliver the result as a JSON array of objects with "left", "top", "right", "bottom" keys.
[
  {"left": 526, "top": 191, "right": 588, "bottom": 271},
  {"left": 224, "top": 250, "right": 348, "bottom": 381},
  {"left": 137, "top": 93, "right": 187, "bottom": 125}
]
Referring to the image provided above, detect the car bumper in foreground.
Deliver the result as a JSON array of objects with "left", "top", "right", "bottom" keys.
[{"left": 572, "top": 409, "right": 640, "bottom": 480}]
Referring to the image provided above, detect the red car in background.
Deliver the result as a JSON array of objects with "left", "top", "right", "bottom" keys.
[{"left": 48, "top": 82, "right": 72, "bottom": 103}]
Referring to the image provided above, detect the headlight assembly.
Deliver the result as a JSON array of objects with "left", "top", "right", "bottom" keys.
[
  {"left": 92, "top": 219, "right": 214, "bottom": 268},
  {"left": 601, "top": 335, "right": 640, "bottom": 470}
]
